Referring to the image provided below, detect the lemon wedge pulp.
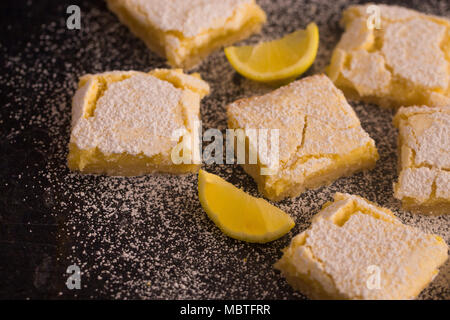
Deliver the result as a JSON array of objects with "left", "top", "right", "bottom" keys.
[
  {"left": 224, "top": 22, "right": 319, "bottom": 83},
  {"left": 198, "top": 170, "right": 295, "bottom": 243}
]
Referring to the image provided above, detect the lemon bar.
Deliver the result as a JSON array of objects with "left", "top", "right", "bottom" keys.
[
  {"left": 328, "top": 4, "right": 450, "bottom": 108},
  {"left": 275, "top": 193, "right": 449, "bottom": 300},
  {"left": 227, "top": 75, "right": 379, "bottom": 201},
  {"left": 393, "top": 106, "right": 450, "bottom": 215},
  {"left": 106, "top": 0, "right": 266, "bottom": 69},
  {"left": 67, "top": 69, "right": 210, "bottom": 176}
]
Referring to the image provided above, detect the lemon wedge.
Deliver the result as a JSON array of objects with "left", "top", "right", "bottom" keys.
[
  {"left": 224, "top": 22, "right": 319, "bottom": 83},
  {"left": 198, "top": 170, "right": 295, "bottom": 243}
]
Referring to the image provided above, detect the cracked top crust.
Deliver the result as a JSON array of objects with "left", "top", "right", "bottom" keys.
[
  {"left": 275, "top": 193, "right": 448, "bottom": 300},
  {"left": 328, "top": 4, "right": 450, "bottom": 108},
  {"left": 227, "top": 75, "right": 375, "bottom": 187},
  {"left": 393, "top": 106, "right": 450, "bottom": 205}
]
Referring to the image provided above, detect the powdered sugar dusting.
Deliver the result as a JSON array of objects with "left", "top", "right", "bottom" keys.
[
  {"left": 410, "top": 111, "right": 450, "bottom": 169},
  {"left": 1, "top": 0, "right": 448, "bottom": 299},
  {"left": 382, "top": 18, "right": 448, "bottom": 89},
  {"left": 227, "top": 75, "right": 375, "bottom": 197},
  {"left": 342, "top": 51, "right": 391, "bottom": 96},
  {"left": 276, "top": 193, "right": 448, "bottom": 299},
  {"left": 227, "top": 75, "right": 366, "bottom": 165},
  {"left": 71, "top": 73, "right": 184, "bottom": 156},
  {"left": 395, "top": 167, "right": 436, "bottom": 202},
  {"left": 330, "top": 3, "right": 450, "bottom": 108},
  {"left": 109, "top": 0, "right": 252, "bottom": 37},
  {"left": 394, "top": 106, "right": 450, "bottom": 204},
  {"left": 306, "top": 209, "right": 446, "bottom": 299}
]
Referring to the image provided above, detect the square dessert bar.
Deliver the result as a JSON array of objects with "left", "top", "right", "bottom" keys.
[
  {"left": 327, "top": 4, "right": 450, "bottom": 108},
  {"left": 67, "top": 69, "right": 210, "bottom": 176},
  {"left": 227, "top": 74, "right": 379, "bottom": 201},
  {"left": 275, "top": 193, "right": 448, "bottom": 300},
  {"left": 393, "top": 106, "right": 450, "bottom": 215},
  {"left": 106, "top": 0, "right": 266, "bottom": 69}
]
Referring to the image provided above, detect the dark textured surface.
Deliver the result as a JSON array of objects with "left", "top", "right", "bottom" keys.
[{"left": 0, "top": 0, "right": 449, "bottom": 299}]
